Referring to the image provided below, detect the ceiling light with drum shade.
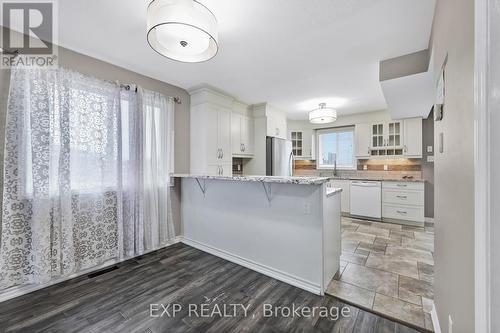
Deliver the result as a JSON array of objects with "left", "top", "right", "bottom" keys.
[
  {"left": 147, "top": 0, "right": 218, "bottom": 63},
  {"left": 308, "top": 103, "right": 337, "bottom": 124}
]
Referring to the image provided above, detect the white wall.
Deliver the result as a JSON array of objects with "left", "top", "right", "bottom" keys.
[{"left": 430, "top": 0, "right": 475, "bottom": 331}]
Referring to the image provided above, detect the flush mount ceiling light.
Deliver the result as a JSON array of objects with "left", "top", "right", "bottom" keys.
[
  {"left": 147, "top": 0, "right": 218, "bottom": 63},
  {"left": 309, "top": 103, "right": 337, "bottom": 124}
]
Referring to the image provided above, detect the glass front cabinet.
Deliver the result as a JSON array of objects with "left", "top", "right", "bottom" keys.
[{"left": 370, "top": 121, "right": 403, "bottom": 156}]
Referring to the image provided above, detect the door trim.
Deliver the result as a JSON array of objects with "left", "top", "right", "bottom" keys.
[{"left": 474, "top": 0, "right": 491, "bottom": 331}]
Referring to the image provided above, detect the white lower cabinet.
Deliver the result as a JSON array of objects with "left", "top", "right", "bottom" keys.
[
  {"left": 331, "top": 179, "right": 350, "bottom": 213},
  {"left": 208, "top": 163, "right": 232, "bottom": 176},
  {"left": 382, "top": 181, "right": 424, "bottom": 223}
]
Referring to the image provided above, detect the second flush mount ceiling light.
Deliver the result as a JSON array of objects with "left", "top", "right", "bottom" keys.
[
  {"left": 309, "top": 103, "right": 338, "bottom": 124},
  {"left": 147, "top": 0, "right": 218, "bottom": 63}
]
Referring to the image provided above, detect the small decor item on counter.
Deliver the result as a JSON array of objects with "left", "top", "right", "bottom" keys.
[{"left": 402, "top": 175, "right": 414, "bottom": 180}]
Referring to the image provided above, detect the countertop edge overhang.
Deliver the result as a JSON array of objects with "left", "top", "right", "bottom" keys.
[{"left": 171, "top": 174, "right": 332, "bottom": 185}]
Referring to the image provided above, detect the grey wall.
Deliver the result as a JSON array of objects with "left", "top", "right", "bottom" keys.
[
  {"left": 430, "top": 0, "right": 475, "bottom": 331},
  {"left": 422, "top": 112, "right": 434, "bottom": 218},
  {"left": 379, "top": 49, "right": 430, "bottom": 81},
  {"left": 0, "top": 31, "right": 189, "bottom": 236}
]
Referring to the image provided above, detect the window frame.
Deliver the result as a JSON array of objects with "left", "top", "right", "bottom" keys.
[{"left": 316, "top": 126, "right": 356, "bottom": 170}]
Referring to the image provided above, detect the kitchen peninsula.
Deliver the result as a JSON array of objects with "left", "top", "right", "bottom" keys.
[{"left": 172, "top": 175, "right": 342, "bottom": 295}]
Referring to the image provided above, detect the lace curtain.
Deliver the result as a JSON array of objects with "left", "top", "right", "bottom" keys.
[{"left": 0, "top": 67, "right": 175, "bottom": 289}]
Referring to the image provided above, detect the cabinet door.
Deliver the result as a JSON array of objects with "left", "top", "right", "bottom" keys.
[
  {"left": 206, "top": 106, "right": 220, "bottom": 165},
  {"left": 220, "top": 162, "right": 232, "bottom": 176},
  {"left": 355, "top": 123, "right": 371, "bottom": 158},
  {"left": 331, "top": 180, "right": 350, "bottom": 213},
  {"left": 403, "top": 118, "right": 422, "bottom": 157},
  {"left": 266, "top": 114, "right": 277, "bottom": 137},
  {"left": 218, "top": 109, "right": 232, "bottom": 163},
  {"left": 371, "top": 123, "right": 385, "bottom": 148},
  {"left": 207, "top": 164, "right": 221, "bottom": 176},
  {"left": 386, "top": 121, "right": 403, "bottom": 148},
  {"left": 276, "top": 116, "right": 287, "bottom": 139},
  {"left": 289, "top": 130, "right": 303, "bottom": 157},
  {"left": 231, "top": 113, "right": 242, "bottom": 155},
  {"left": 241, "top": 116, "right": 253, "bottom": 155}
]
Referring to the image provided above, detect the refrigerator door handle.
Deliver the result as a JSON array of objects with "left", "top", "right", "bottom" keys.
[{"left": 289, "top": 151, "right": 294, "bottom": 176}]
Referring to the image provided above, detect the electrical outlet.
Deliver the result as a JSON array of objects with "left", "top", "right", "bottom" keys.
[
  {"left": 363, "top": 165, "right": 367, "bottom": 170},
  {"left": 427, "top": 145, "right": 433, "bottom": 153},
  {"left": 427, "top": 156, "right": 434, "bottom": 163},
  {"left": 448, "top": 315, "right": 453, "bottom": 333},
  {"left": 383, "top": 165, "right": 388, "bottom": 171}
]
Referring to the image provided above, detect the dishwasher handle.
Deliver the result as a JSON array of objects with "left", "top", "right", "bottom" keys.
[{"left": 351, "top": 181, "right": 381, "bottom": 187}]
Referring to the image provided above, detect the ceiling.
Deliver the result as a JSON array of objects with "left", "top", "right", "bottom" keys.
[{"left": 56, "top": 0, "right": 435, "bottom": 119}]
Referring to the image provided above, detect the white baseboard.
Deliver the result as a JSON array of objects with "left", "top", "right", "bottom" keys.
[
  {"left": 181, "top": 237, "right": 322, "bottom": 295},
  {"left": 431, "top": 304, "right": 441, "bottom": 333},
  {"left": 0, "top": 236, "right": 183, "bottom": 303}
]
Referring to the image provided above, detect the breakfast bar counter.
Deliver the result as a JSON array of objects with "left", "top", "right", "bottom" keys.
[{"left": 172, "top": 174, "right": 342, "bottom": 295}]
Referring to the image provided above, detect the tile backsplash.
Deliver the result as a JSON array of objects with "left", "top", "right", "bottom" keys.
[{"left": 294, "top": 159, "right": 422, "bottom": 179}]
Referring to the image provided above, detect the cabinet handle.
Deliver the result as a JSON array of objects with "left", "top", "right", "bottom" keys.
[
  {"left": 403, "top": 145, "right": 407, "bottom": 152},
  {"left": 396, "top": 195, "right": 407, "bottom": 199},
  {"left": 396, "top": 210, "right": 407, "bottom": 214},
  {"left": 220, "top": 165, "right": 223, "bottom": 175},
  {"left": 242, "top": 144, "right": 246, "bottom": 152},
  {"left": 396, "top": 184, "right": 407, "bottom": 187},
  {"left": 216, "top": 148, "right": 220, "bottom": 159},
  {"left": 221, "top": 149, "right": 224, "bottom": 159}
]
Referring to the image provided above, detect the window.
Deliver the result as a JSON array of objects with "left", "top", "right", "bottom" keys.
[
  {"left": 290, "top": 131, "right": 303, "bottom": 156},
  {"left": 317, "top": 127, "right": 355, "bottom": 169}
]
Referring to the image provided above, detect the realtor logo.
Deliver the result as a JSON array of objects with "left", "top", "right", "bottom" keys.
[{"left": 1, "top": 0, "right": 58, "bottom": 67}]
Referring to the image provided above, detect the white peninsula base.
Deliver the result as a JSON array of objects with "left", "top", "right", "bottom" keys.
[{"left": 174, "top": 175, "right": 342, "bottom": 295}]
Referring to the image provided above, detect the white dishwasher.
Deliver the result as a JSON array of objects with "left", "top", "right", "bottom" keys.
[{"left": 349, "top": 180, "right": 382, "bottom": 220}]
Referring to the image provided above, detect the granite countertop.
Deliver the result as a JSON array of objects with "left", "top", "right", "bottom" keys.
[
  {"left": 171, "top": 174, "right": 331, "bottom": 185},
  {"left": 331, "top": 176, "right": 424, "bottom": 182},
  {"left": 326, "top": 187, "right": 342, "bottom": 197}
]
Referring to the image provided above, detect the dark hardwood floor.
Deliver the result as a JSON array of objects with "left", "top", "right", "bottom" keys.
[{"left": 0, "top": 243, "right": 425, "bottom": 332}]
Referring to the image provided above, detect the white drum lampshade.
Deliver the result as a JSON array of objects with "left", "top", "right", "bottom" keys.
[
  {"left": 309, "top": 103, "right": 337, "bottom": 124},
  {"left": 147, "top": 0, "right": 218, "bottom": 62}
]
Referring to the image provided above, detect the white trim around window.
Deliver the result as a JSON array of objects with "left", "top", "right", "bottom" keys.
[{"left": 316, "top": 126, "right": 356, "bottom": 170}]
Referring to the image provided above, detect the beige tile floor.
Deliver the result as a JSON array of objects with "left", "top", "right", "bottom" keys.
[{"left": 326, "top": 217, "right": 435, "bottom": 332}]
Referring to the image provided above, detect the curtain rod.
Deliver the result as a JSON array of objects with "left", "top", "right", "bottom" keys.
[
  {"left": 119, "top": 83, "right": 182, "bottom": 105},
  {"left": 0, "top": 48, "right": 18, "bottom": 56},
  {"left": 1, "top": 48, "right": 182, "bottom": 105}
]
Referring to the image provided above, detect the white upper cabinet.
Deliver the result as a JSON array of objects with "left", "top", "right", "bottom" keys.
[
  {"left": 370, "top": 121, "right": 403, "bottom": 149},
  {"left": 354, "top": 123, "right": 371, "bottom": 158},
  {"left": 386, "top": 121, "right": 403, "bottom": 148},
  {"left": 231, "top": 105, "right": 254, "bottom": 157},
  {"left": 190, "top": 88, "right": 233, "bottom": 176},
  {"left": 288, "top": 129, "right": 313, "bottom": 159},
  {"left": 218, "top": 108, "right": 232, "bottom": 162},
  {"left": 264, "top": 105, "right": 287, "bottom": 139},
  {"left": 354, "top": 117, "right": 422, "bottom": 159},
  {"left": 403, "top": 117, "right": 423, "bottom": 157}
]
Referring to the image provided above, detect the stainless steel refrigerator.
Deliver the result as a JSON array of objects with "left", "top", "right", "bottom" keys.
[{"left": 266, "top": 137, "right": 294, "bottom": 176}]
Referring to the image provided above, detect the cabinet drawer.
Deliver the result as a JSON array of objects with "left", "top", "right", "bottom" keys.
[
  {"left": 382, "top": 204, "right": 424, "bottom": 222},
  {"left": 382, "top": 181, "right": 424, "bottom": 191},
  {"left": 383, "top": 190, "right": 424, "bottom": 206}
]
